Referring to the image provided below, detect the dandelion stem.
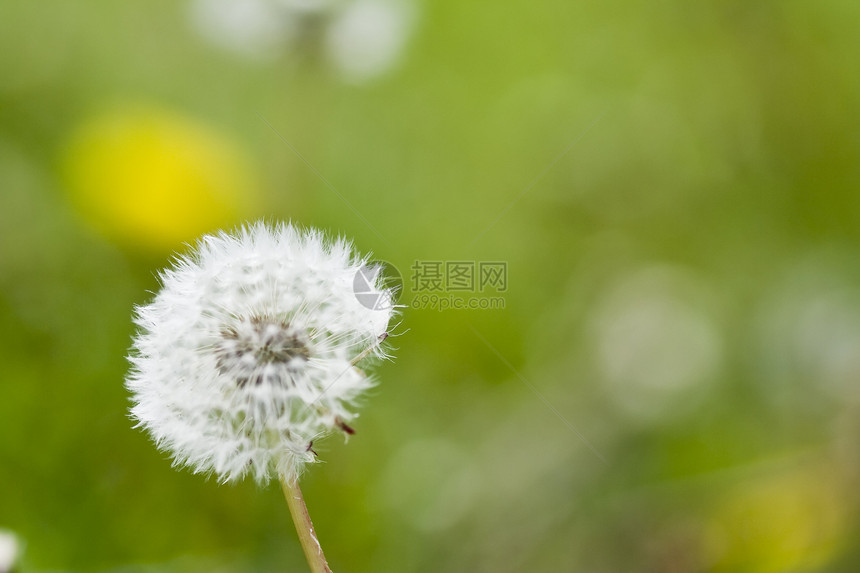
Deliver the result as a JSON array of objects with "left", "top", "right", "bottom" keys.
[{"left": 281, "top": 476, "right": 333, "bottom": 573}]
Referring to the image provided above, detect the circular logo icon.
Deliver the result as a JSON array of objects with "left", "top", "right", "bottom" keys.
[{"left": 353, "top": 260, "right": 402, "bottom": 310}]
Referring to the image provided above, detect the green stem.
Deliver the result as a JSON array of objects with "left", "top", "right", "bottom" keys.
[{"left": 281, "top": 475, "right": 333, "bottom": 573}]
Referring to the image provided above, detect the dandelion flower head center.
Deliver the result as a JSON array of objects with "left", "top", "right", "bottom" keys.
[{"left": 216, "top": 315, "right": 311, "bottom": 387}]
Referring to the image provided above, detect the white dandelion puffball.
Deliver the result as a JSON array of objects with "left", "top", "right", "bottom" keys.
[
  {"left": 0, "top": 529, "right": 21, "bottom": 573},
  {"left": 127, "top": 222, "right": 395, "bottom": 483}
]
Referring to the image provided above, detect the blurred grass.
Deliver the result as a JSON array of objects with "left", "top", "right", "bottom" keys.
[{"left": 2, "top": 0, "right": 860, "bottom": 571}]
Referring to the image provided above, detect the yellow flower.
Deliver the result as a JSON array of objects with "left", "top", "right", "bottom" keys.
[
  {"left": 705, "top": 461, "right": 846, "bottom": 572},
  {"left": 62, "top": 105, "right": 260, "bottom": 252}
]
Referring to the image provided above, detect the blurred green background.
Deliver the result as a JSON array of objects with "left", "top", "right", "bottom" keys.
[{"left": 2, "top": 0, "right": 859, "bottom": 571}]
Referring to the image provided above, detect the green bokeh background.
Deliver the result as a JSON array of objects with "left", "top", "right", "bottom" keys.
[{"left": 2, "top": 1, "right": 859, "bottom": 571}]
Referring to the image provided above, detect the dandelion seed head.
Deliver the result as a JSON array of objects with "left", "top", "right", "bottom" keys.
[
  {"left": 127, "top": 221, "right": 395, "bottom": 483},
  {"left": 0, "top": 529, "right": 21, "bottom": 573}
]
